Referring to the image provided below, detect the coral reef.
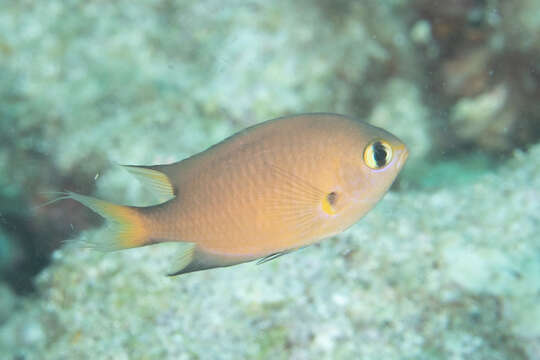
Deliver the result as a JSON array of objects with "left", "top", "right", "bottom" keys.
[
  {"left": 1, "top": 142, "right": 538, "bottom": 360},
  {"left": 412, "top": 0, "right": 540, "bottom": 153}
]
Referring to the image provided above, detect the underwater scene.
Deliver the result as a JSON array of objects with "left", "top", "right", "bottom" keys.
[{"left": 1, "top": 0, "right": 539, "bottom": 359}]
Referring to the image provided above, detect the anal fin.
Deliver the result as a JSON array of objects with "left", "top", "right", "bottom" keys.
[
  {"left": 166, "top": 243, "right": 196, "bottom": 276},
  {"left": 167, "top": 246, "right": 254, "bottom": 276}
]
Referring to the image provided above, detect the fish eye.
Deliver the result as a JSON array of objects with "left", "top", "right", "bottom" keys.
[{"left": 364, "top": 140, "right": 393, "bottom": 169}]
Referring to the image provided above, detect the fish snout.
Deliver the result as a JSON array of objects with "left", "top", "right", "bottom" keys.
[{"left": 395, "top": 145, "right": 409, "bottom": 170}]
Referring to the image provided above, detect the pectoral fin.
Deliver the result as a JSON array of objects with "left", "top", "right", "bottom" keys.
[{"left": 265, "top": 164, "right": 336, "bottom": 241}]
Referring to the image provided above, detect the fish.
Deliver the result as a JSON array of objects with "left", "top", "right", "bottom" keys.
[{"left": 63, "top": 113, "right": 408, "bottom": 275}]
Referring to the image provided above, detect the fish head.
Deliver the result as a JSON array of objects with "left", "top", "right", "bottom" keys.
[{"left": 338, "top": 123, "right": 408, "bottom": 217}]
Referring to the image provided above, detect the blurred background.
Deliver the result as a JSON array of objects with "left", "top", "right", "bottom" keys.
[{"left": 0, "top": 0, "right": 539, "bottom": 359}]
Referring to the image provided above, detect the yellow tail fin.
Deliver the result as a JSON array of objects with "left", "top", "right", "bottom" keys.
[{"left": 67, "top": 192, "right": 149, "bottom": 251}]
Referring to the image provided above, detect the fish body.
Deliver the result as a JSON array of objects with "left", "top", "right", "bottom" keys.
[{"left": 67, "top": 113, "right": 408, "bottom": 275}]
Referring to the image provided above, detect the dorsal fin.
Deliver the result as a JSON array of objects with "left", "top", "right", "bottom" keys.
[{"left": 120, "top": 165, "right": 176, "bottom": 203}]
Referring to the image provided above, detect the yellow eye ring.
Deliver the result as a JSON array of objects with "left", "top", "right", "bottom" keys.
[{"left": 364, "top": 139, "right": 393, "bottom": 169}]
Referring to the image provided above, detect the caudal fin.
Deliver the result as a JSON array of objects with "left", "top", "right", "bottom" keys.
[{"left": 66, "top": 192, "right": 150, "bottom": 251}]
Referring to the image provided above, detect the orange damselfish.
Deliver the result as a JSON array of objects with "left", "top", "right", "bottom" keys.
[{"left": 65, "top": 113, "right": 408, "bottom": 275}]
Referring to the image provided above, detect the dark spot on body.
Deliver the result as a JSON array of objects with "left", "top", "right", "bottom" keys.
[{"left": 327, "top": 191, "right": 337, "bottom": 205}]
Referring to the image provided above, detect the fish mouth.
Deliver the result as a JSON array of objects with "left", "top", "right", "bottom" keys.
[{"left": 395, "top": 145, "right": 409, "bottom": 170}]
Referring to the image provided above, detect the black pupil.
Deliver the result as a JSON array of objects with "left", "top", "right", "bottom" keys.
[{"left": 373, "top": 142, "right": 388, "bottom": 167}]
